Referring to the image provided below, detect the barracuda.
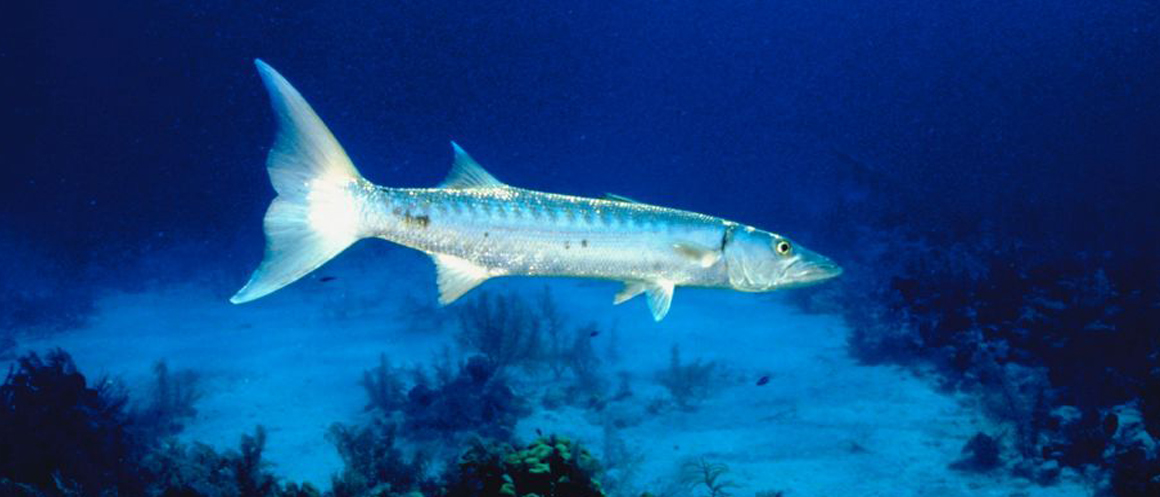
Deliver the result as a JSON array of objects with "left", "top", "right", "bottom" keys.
[{"left": 231, "top": 60, "right": 842, "bottom": 321}]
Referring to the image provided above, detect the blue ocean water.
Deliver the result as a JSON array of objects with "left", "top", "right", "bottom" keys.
[{"left": 3, "top": 1, "right": 1159, "bottom": 496}]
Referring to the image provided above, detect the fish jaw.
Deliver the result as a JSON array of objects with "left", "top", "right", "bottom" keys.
[{"left": 778, "top": 246, "right": 843, "bottom": 288}]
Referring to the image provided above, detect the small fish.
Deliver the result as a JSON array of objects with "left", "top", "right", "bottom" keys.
[
  {"left": 230, "top": 60, "right": 842, "bottom": 321},
  {"left": 756, "top": 375, "right": 771, "bottom": 386},
  {"left": 319, "top": 276, "right": 337, "bottom": 283},
  {"left": 1103, "top": 412, "right": 1119, "bottom": 437},
  {"left": 535, "top": 428, "right": 543, "bottom": 437},
  {"left": 589, "top": 329, "right": 600, "bottom": 338}
]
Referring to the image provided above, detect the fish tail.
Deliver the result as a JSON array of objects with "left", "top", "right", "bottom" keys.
[{"left": 231, "top": 60, "right": 372, "bottom": 304}]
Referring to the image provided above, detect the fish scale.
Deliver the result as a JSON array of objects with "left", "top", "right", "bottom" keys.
[
  {"left": 371, "top": 186, "right": 730, "bottom": 285},
  {"left": 229, "top": 60, "right": 842, "bottom": 321}
]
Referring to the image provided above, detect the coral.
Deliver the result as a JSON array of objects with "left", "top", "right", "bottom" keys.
[
  {"left": 446, "top": 435, "right": 604, "bottom": 497},
  {"left": 455, "top": 290, "right": 613, "bottom": 411},
  {"left": 0, "top": 348, "right": 142, "bottom": 494},
  {"left": 134, "top": 359, "right": 202, "bottom": 440},
  {"left": 950, "top": 433, "right": 1002, "bottom": 472},
  {"left": 655, "top": 344, "right": 719, "bottom": 411},
  {"left": 456, "top": 292, "right": 545, "bottom": 373},
  {"left": 402, "top": 355, "right": 529, "bottom": 441},
  {"left": 359, "top": 352, "right": 529, "bottom": 443},
  {"left": 831, "top": 225, "right": 1160, "bottom": 492},
  {"left": 0, "top": 348, "right": 318, "bottom": 497},
  {"left": 140, "top": 426, "right": 319, "bottom": 497},
  {"left": 361, "top": 353, "right": 408, "bottom": 413},
  {"left": 327, "top": 420, "right": 431, "bottom": 497},
  {"left": 679, "top": 458, "right": 738, "bottom": 497}
]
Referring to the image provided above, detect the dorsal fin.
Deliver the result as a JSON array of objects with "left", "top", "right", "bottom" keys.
[
  {"left": 440, "top": 142, "right": 506, "bottom": 189},
  {"left": 602, "top": 193, "right": 642, "bottom": 203}
]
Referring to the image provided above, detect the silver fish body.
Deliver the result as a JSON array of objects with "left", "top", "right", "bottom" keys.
[
  {"left": 230, "top": 60, "right": 842, "bottom": 320},
  {"left": 368, "top": 185, "right": 731, "bottom": 288}
]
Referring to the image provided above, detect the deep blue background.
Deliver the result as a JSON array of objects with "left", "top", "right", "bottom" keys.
[{"left": 3, "top": 1, "right": 1158, "bottom": 280}]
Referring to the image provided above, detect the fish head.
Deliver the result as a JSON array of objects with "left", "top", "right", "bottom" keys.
[{"left": 722, "top": 225, "right": 842, "bottom": 292}]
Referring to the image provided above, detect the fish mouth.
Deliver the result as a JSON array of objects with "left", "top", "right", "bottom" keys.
[{"left": 784, "top": 257, "right": 843, "bottom": 286}]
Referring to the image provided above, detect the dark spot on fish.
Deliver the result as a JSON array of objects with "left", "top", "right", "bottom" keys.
[
  {"left": 401, "top": 210, "right": 430, "bottom": 229},
  {"left": 581, "top": 239, "right": 588, "bottom": 248},
  {"left": 319, "top": 276, "right": 337, "bottom": 283},
  {"left": 756, "top": 375, "right": 771, "bottom": 386},
  {"left": 589, "top": 329, "right": 599, "bottom": 338}
]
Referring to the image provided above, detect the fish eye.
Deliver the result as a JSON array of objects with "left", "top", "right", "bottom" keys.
[{"left": 775, "top": 240, "right": 792, "bottom": 256}]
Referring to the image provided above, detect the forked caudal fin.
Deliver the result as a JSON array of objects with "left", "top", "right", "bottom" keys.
[{"left": 230, "top": 60, "right": 371, "bottom": 304}]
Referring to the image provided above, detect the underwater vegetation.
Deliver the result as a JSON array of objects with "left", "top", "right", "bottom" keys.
[
  {"left": 0, "top": 289, "right": 745, "bottom": 497},
  {"left": 679, "top": 458, "right": 739, "bottom": 497},
  {"left": 447, "top": 436, "right": 603, "bottom": 497},
  {"left": 654, "top": 344, "right": 721, "bottom": 412},
  {"left": 0, "top": 348, "right": 312, "bottom": 497},
  {"left": 361, "top": 352, "right": 529, "bottom": 442},
  {"left": 0, "top": 349, "right": 138, "bottom": 494},
  {"left": 818, "top": 224, "right": 1160, "bottom": 495}
]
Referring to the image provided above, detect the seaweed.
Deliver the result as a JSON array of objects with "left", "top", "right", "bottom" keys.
[
  {"left": 0, "top": 348, "right": 141, "bottom": 494},
  {"left": 457, "top": 289, "right": 610, "bottom": 400},
  {"left": 134, "top": 359, "right": 202, "bottom": 440},
  {"left": 678, "top": 458, "right": 738, "bottom": 497},
  {"left": 327, "top": 420, "right": 431, "bottom": 497},
  {"left": 456, "top": 292, "right": 546, "bottom": 373},
  {"left": 361, "top": 353, "right": 408, "bottom": 413},
  {"left": 403, "top": 355, "right": 529, "bottom": 441},
  {"left": 0, "top": 348, "right": 319, "bottom": 496},
  {"left": 655, "top": 344, "right": 719, "bottom": 411},
  {"left": 140, "top": 426, "right": 319, "bottom": 497},
  {"left": 359, "top": 352, "right": 529, "bottom": 443}
]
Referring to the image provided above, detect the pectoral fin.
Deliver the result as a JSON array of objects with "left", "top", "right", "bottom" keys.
[
  {"left": 673, "top": 242, "right": 721, "bottom": 268},
  {"left": 432, "top": 254, "right": 491, "bottom": 304}
]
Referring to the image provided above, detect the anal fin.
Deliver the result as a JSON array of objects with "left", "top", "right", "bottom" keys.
[
  {"left": 432, "top": 254, "right": 491, "bottom": 304},
  {"left": 615, "top": 279, "right": 675, "bottom": 321},
  {"left": 613, "top": 281, "right": 647, "bottom": 305}
]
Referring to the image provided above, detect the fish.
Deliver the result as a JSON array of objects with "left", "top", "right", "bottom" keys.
[
  {"left": 589, "top": 330, "right": 600, "bottom": 338},
  {"left": 319, "top": 276, "right": 337, "bottom": 283},
  {"left": 756, "top": 375, "right": 771, "bottom": 386},
  {"left": 229, "top": 60, "right": 843, "bottom": 321}
]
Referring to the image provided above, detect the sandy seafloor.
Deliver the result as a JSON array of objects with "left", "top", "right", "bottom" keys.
[{"left": 12, "top": 244, "right": 1094, "bottom": 496}]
